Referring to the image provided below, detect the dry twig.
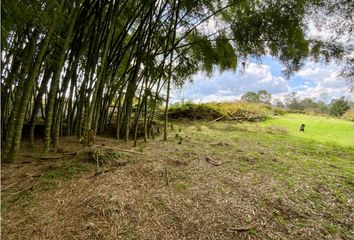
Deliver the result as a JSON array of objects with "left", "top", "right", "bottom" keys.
[
  {"left": 208, "top": 116, "right": 224, "bottom": 124},
  {"left": 4, "top": 182, "right": 41, "bottom": 200},
  {"left": 38, "top": 155, "right": 66, "bottom": 160},
  {"left": 164, "top": 167, "right": 169, "bottom": 186},
  {"left": 230, "top": 222, "right": 259, "bottom": 232},
  {"left": 205, "top": 157, "right": 221, "bottom": 166},
  {"left": 1, "top": 170, "right": 42, "bottom": 191},
  {"left": 94, "top": 145, "right": 144, "bottom": 155}
]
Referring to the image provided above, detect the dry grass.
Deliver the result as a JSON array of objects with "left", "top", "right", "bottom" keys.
[
  {"left": 1, "top": 140, "right": 262, "bottom": 239},
  {"left": 1, "top": 121, "right": 353, "bottom": 239},
  {"left": 265, "top": 126, "right": 288, "bottom": 135}
]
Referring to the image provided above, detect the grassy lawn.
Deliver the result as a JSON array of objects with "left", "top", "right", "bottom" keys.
[
  {"left": 2, "top": 114, "right": 353, "bottom": 239},
  {"left": 260, "top": 114, "right": 354, "bottom": 148}
]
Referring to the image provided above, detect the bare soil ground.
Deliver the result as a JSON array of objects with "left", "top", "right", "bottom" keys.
[{"left": 1, "top": 121, "right": 353, "bottom": 239}]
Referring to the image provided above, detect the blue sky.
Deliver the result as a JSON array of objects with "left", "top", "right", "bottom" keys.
[
  {"left": 171, "top": 56, "right": 353, "bottom": 103},
  {"left": 170, "top": 5, "right": 354, "bottom": 104}
]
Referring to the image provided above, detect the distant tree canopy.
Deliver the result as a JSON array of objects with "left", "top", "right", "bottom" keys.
[
  {"left": 273, "top": 99, "right": 285, "bottom": 108},
  {"left": 280, "top": 92, "right": 353, "bottom": 116},
  {"left": 285, "top": 92, "right": 304, "bottom": 110},
  {"left": 241, "top": 90, "right": 271, "bottom": 104},
  {"left": 241, "top": 92, "right": 259, "bottom": 103},
  {"left": 1, "top": 0, "right": 352, "bottom": 161},
  {"left": 308, "top": 0, "right": 354, "bottom": 89},
  {"left": 330, "top": 97, "right": 350, "bottom": 117}
]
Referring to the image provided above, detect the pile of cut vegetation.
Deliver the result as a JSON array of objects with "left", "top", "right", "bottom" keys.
[
  {"left": 168, "top": 102, "right": 285, "bottom": 122},
  {"left": 342, "top": 109, "right": 354, "bottom": 121},
  {"left": 168, "top": 103, "right": 223, "bottom": 120}
]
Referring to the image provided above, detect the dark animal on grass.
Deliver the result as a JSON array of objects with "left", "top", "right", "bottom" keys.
[{"left": 300, "top": 124, "right": 305, "bottom": 132}]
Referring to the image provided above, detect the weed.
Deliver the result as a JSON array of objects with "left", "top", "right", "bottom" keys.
[
  {"left": 174, "top": 182, "right": 189, "bottom": 191},
  {"left": 42, "top": 162, "right": 89, "bottom": 180}
]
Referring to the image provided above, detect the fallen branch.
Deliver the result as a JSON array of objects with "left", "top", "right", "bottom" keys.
[
  {"left": 89, "top": 167, "right": 117, "bottom": 178},
  {"left": 64, "top": 149, "right": 85, "bottom": 156},
  {"left": 38, "top": 155, "right": 66, "bottom": 160},
  {"left": 1, "top": 170, "right": 42, "bottom": 191},
  {"left": 210, "top": 141, "right": 231, "bottom": 146},
  {"left": 164, "top": 167, "right": 169, "bottom": 186},
  {"left": 205, "top": 157, "right": 221, "bottom": 166},
  {"left": 208, "top": 116, "right": 224, "bottom": 124},
  {"left": 164, "top": 155, "right": 187, "bottom": 166},
  {"left": 4, "top": 182, "right": 41, "bottom": 200},
  {"left": 230, "top": 222, "right": 259, "bottom": 232},
  {"left": 227, "top": 113, "right": 244, "bottom": 123},
  {"left": 94, "top": 145, "right": 144, "bottom": 155}
]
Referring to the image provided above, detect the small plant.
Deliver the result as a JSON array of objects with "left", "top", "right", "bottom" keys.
[
  {"left": 84, "top": 147, "right": 128, "bottom": 166},
  {"left": 174, "top": 182, "right": 189, "bottom": 191},
  {"left": 42, "top": 162, "right": 89, "bottom": 180}
]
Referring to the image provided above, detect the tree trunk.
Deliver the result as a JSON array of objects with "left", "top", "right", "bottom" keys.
[
  {"left": 29, "top": 66, "right": 53, "bottom": 146},
  {"left": 164, "top": 0, "right": 179, "bottom": 141},
  {"left": 44, "top": 8, "right": 78, "bottom": 152},
  {"left": 2, "top": 31, "right": 38, "bottom": 161},
  {"left": 7, "top": 2, "right": 65, "bottom": 161}
]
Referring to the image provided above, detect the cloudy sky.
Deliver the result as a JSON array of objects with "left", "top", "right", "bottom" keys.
[
  {"left": 171, "top": 57, "right": 353, "bottom": 104},
  {"left": 171, "top": 5, "right": 354, "bottom": 104}
]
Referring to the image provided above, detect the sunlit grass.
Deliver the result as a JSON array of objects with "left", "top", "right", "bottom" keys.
[{"left": 260, "top": 114, "right": 354, "bottom": 148}]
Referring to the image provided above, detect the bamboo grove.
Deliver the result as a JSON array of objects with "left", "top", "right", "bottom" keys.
[{"left": 1, "top": 0, "right": 352, "bottom": 162}]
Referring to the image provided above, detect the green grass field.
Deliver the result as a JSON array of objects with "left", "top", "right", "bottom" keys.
[
  {"left": 260, "top": 114, "right": 354, "bottom": 148},
  {"left": 2, "top": 113, "right": 354, "bottom": 239}
]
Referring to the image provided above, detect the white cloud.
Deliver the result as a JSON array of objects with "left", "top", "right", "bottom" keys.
[
  {"left": 171, "top": 60, "right": 352, "bottom": 104},
  {"left": 293, "top": 62, "right": 351, "bottom": 99},
  {"left": 296, "top": 62, "right": 338, "bottom": 82},
  {"left": 172, "top": 63, "right": 289, "bottom": 103}
]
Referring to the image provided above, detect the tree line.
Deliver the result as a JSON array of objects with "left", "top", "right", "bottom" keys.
[
  {"left": 280, "top": 92, "right": 352, "bottom": 117},
  {"left": 1, "top": 0, "right": 353, "bottom": 162},
  {"left": 241, "top": 90, "right": 352, "bottom": 117}
]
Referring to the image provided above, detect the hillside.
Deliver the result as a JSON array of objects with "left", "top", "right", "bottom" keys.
[{"left": 2, "top": 114, "right": 353, "bottom": 239}]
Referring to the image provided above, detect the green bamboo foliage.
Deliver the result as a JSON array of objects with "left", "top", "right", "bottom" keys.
[
  {"left": 44, "top": 6, "right": 79, "bottom": 152},
  {"left": 2, "top": 0, "right": 350, "bottom": 161},
  {"left": 2, "top": 31, "right": 38, "bottom": 161},
  {"left": 9, "top": 4, "right": 64, "bottom": 160},
  {"left": 29, "top": 66, "right": 53, "bottom": 146}
]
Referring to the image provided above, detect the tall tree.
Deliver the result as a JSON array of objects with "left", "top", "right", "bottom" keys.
[{"left": 2, "top": 0, "right": 353, "bottom": 161}]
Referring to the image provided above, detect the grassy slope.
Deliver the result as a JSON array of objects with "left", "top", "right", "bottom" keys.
[
  {"left": 2, "top": 114, "right": 354, "bottom": 239},
  {"left": 185, "top": 119, "right": 354, "bottom": 238},
  {"left": 260, "top": 114, "right": 354, "bottom": 148}
]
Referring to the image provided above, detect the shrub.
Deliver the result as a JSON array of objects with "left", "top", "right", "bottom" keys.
[
  {"left": 168, "top": 103, "right": 223, "bottom": 120},
  {"left": 342, "top": 109, "right": 354, "bottom": 121},
  {"left": 287, "top": 109, "right": 306, "bottom": 114},
  {"left": 272, "top": 107, "right": 287, "bottom": 115},
  {"left": 168, "top": 101, "right": 281, "bottom": 122},
  {"left": 206, "top": 101, "right": 270, "bottom": 121},
  {"left": 330, "top": 97, "right": 350, "bottom": 117}
]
